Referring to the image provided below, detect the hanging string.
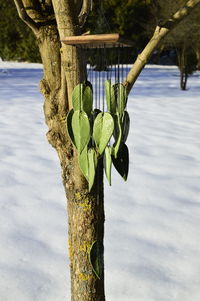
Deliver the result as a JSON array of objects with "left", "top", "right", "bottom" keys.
[
  {"left": 125, "top": 47, "right": 128, "bottom": 84},
  {"left": 104, "top": 46, "right": 109, "bottom": 80},
  {"left": 71, "top": 45, "right": 74, "bottom": 88},
  {"left": 111, "top": 47, "right": 115, "bottom": 83},
  {"left": 95, "top": 46, "right": 98, "bottom": 109},
  {"left": 77, "top": 47, "right": 81, "bottom": 104},
  {"left": 76, "top": 46, "right": 78, "bottom": 87},
  {"left": 107, "top": 47, "right": 109, "bottom": 80},
  {"left": 73, "top": 45, "right": 76, "bottom": 88},
  {"left": 121, "top": 45, "right": 124, "bottom": 83},
  {"left": 86, "top": 46, "right": 90, "bottom": 82},
  {"left": 111, "top": 49, "right": 114, "bottom": 83},
  {"left": 90, "top": 48, "right": 94, "bottom": 107},
  {"left": 91, "top": 48, "right": 94, "bottom": 84},
  {"left": 117, "top": 45, "right": 120, "bottom": 83},
  {"left": 102, "top": 44, "right": 106, "bottom": 112},
  {"left": 98, "top": 46, "right": 101, "bottom": 110},
  {"left": 96, "top": 0, "right": 112, "bottom": 34},
  {"left": 114, "top": 45, "right": 117, "bottom": 84}
]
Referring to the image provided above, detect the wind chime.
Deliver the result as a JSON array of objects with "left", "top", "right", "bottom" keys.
[{"left": 62, "top": 33, "right": 134, "bottom": 192}]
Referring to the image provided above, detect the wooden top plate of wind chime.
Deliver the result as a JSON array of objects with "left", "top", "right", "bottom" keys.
[{"left": 61, "top": 33, "right": 134, "bottom": 48}]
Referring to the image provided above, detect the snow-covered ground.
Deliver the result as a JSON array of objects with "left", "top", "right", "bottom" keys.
[{"left": 0, "top": 62, "right": 200, "bottom": 301}]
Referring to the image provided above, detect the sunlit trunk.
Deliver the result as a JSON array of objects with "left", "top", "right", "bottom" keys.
[{"left": 37, "top": 24, "right": 105, "bottom": 301}]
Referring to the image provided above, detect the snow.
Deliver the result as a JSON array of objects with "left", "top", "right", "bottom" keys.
[{"left": 0, "top": 62, "right": 200, "bottom": 301}]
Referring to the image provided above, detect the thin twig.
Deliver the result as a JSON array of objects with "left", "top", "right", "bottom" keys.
[{"left": 78, "top": 0, "right": 92, "bottom": 27}]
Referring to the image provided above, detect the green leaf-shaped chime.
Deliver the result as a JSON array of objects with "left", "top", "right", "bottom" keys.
[
  {"left": 65, "top": 36, "right": 132, "bottom": 190},
  {"left": 89, "top": 240, "right": 104, "bottom": 280},
  {"left": 93, "top": 112, "right": 114, "bottom": 155},
  {"left": 66, "top": 79, "right": 130, "bottom": 190},
  {"left": 72, "top": 82, "right": 93, "bottom": 116}
]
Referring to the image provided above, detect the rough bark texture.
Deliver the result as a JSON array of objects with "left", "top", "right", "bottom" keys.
[
  {"left": 36, "top": 7, "right": 105, "bottom": 301},
  {"left": 38, "top": 24, "right": 105, "bottom": 301},
  {"left": 13, "top": 1, "right": 105, "bottom": 300},
  {"left": 37, "top": 25, "right": 105, "bottom": 299},
  {"left": 67, "top": 161, "right": 105, "bottom": 301},
  {"left": 13, "top": 0, "right": 200, "bottom": 300}
]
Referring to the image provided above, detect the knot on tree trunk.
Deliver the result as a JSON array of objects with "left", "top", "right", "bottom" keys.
[{"left": 40, "top": 78, "right": 51, "bottom": 96}]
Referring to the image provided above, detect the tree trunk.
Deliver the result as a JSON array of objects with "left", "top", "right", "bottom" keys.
[
  {"left": 13, "top": 1, "right": 200, "bottom": 300},
  {"left": 180, "top": 67, "right": 188, "bottom": 90},
  {"left": 195, "top": 47, "right": 200, "bottom": 70},
  {"left": 37, "top": 21, "right": 105, "bottom": 301},
  {"left": 177, "top": 46, "right": 188, "bottom": 90}
]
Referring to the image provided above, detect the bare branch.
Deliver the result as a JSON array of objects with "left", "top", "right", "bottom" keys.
[
  {"left": 13, "top": 0, "right": 39, "bottom": 34},
  {"left": 125, "top": 0, "right": 200, "bottom": 93},
  {"left": 78, "top": 0, "right": 92, "bottom": 27}
]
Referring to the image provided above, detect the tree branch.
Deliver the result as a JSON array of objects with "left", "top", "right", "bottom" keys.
[
  {"left": 125, "top": 0, "right": 200, "bottom": 93},
  {"left": 78, "top": 0, "right": 92, "bottom": 27},
  {"left": 13, "top": 0, "right": 40, "bottom": 34}
]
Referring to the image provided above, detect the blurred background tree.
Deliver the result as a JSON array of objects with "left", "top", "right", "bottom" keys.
[{"left": 148, "top": 0, "right": 200, "bottom": 89}]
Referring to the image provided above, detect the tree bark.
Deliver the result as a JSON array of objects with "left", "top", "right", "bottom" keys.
[
  {"left": 39, "top": 31, "right": 105, "bottom": 300},
  {"left": 13, "top": 0, "right": 200, "bottom": 300},
  {"left": 180, "top": 67, "right": 188, "bottom": 90},
  {"left": 195, "top": 47, "right": 200, "bottom": 69},
  {"left": 37, "top": 4, "right": 105, "bottom": 301},
  {"left": 37, "top": 25, "right": 105, "bottom": 298},
  {"left": 13, "top": 0, "right": 105, "bottom": 300},
  {"left": 177, "top": 47, "right": 188, "bottom": 90}
]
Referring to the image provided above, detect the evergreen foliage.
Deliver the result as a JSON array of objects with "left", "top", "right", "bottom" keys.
[
  {"left": 104, "top": 0, "right": 153, "bottom": 48},
  {"left": 85, "top": 0, "right": 153, "bottom": 50},
  {"left": 0, "top": 0, "right": 40, "bottom": 62},
  {"left": 1, "top": 0, "right": 153, "bottom": 62}
]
